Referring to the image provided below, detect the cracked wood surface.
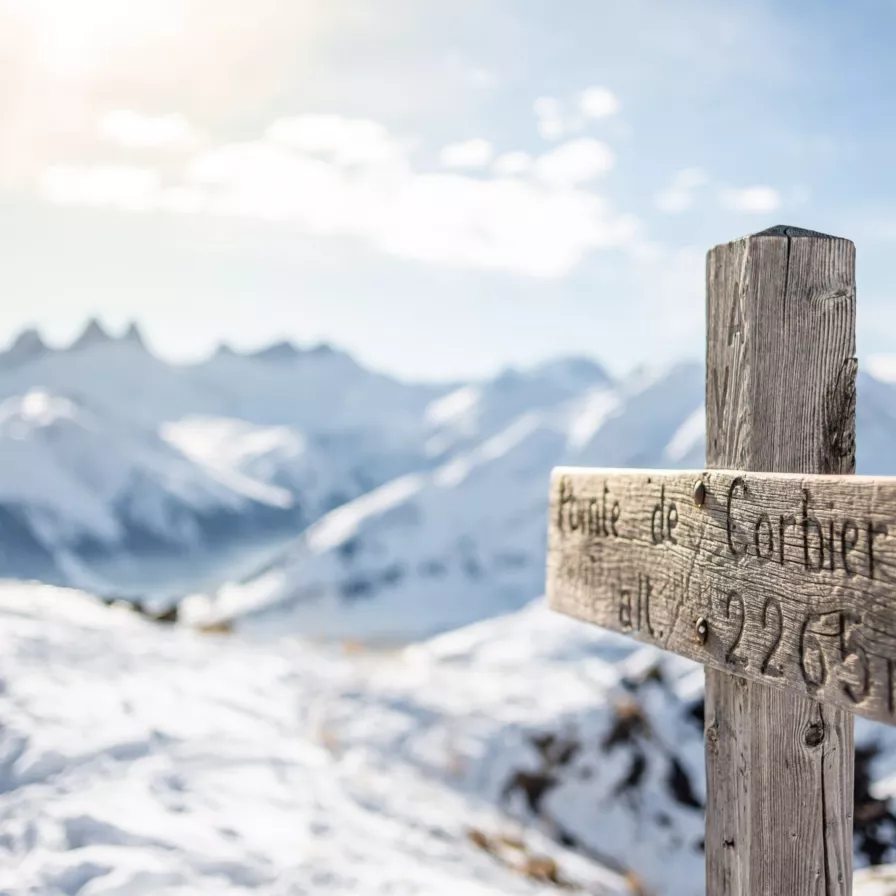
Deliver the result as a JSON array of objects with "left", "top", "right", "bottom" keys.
[
  {"left": 704, "top": 227, "right": 854, "bottom": 896},
  {"left": 547, "top": 227, "right": 858, "bottom": 895},
  {"left": 547, "top": 466, "right": 896, "bottom": 725}
]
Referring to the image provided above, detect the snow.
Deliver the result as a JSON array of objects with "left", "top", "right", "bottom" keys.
[
  {"left": 4, "top": 329, "right": 896, "bottom": 892},
  {"left": 1, "top": 586, "right": 894, "bottom": 895},
  {"left": 565, "top": 389, "right": 620, "bottom": 452},
  {"left": 0, "top": 390, "right": 293, "bottom": 544},
  {"left": 0, "top": 584, "right": 647, "bottom": 895},
  {"left": 423, "top": 361, "right": 610, "bottom": 462},
  {"left": 663, "top": 405, "right": 705, "bottom": 465},
  {"left": 205, "top": 363, "right": 706, "bottom": 641},
  {"left": 0, "top": 389, "right": 300, "bottom": 596},
  {"left": 307, "top": 474, "right": 426, "bottom": 554},
  {"left": 162, "top": 415, "right": 412, "bottom": 530},
  {"left": 425, "top": 385, "right": 480, "bottom": 427},
  {"left": 856, "top": 865, "right": 896, "bottom": 894}
]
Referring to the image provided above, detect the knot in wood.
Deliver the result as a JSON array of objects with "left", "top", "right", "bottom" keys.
[{"left": 804, "top": 721, "right": 825, "bottom": 748}]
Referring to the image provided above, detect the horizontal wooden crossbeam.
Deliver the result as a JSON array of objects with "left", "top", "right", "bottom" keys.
[{"left": 547, "top": 467, "right": 896, "bottom": 725}]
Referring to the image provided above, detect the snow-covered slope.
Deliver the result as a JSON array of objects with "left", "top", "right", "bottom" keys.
[
  {"left": 0, "top": 390, "right": 298, "bottom": 590},
  {"left": 202, "top": 363, "right": 705, "bottom": 639},
  {"left": 162, "top": 416, "right": 424, "bottom": 527},
  {"left": 206, "top": 364, "right": 896, "bottom": 641},
  {"left": 2, "top": 585, "right": 894, "bottom": 895},
  {"left": 424, "top": 358, "right": 610, "bottom": 461},
  {"left": 0, "top": 585, "right": 640, "bottom": 895}
]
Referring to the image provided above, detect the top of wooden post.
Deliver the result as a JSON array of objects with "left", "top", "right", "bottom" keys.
[{"left": 713, "top": 225, "right": 854, "bottom": 252}]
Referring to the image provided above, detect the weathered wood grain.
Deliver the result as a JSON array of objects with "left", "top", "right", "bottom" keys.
[
  {"left": 547, "top": 467, "right": 895, "bottom": 723},
  {"left": 704, "top": 227, "right": 855, "bottom": 896}
]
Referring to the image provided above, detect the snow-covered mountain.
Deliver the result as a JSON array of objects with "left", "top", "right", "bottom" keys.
[
  {"left": 197, "top": 362, "right": 706, "bottom": 639},
  {"left": 4, "top": 319, "right": 896, "bottom": 620},
  {"left": 2, "top": 584, "right": 894, "bottom": 895},
  {"left": 0, "top": 321, "right": 221, "bottom": 428},
  {"left": 162, "top": 416, "right": 425, "bottom": 526},
  {"left": 190, "top": 340, "right": 443, "bottom": 434},
  {"left": 203, "top": 365, "right": 896, "bottom": 641},
  {"left": 0, "top": 322, "right": 627, "bottom": 596},
  {"left": 0, "top": 320, "right": 445, "bottom": 433},
  {"left": 0, "top": 389, "right": 299, "bottom": 593},
  {"left": 0, "top": 321, "right": 456, "bottom": 592},
  {"left": 424, "top": 358, "right": 611, "bottom": 461}
]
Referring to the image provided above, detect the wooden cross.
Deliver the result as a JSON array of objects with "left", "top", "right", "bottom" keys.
[{"left": 547, "top": 226, "right": 870, "bottom": 895}]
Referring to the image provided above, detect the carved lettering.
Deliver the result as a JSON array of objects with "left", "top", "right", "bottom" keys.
[
  {"left": 754, "top": 513, "right": 774, "bottom": 561},
  {"left": 651, "top": 487, "right": 678, "bottom": 545},
  {"left": 557, "top": 477, "right": 572, "bottom": 532},
  {"left": 828, "top": 519, "right": 836, "bottom": 573},
  {"left": 722, "top": 591, "right": 746, "bottom": 666},
  {"left": 610, "top": 501, "right": 621, "bottom": 537},
  {"left": 841, "top": 520, "right": 859, "bottom": 576},
  {"left": 667, "top": 504, "right": 679, "bottom": 545},
  {"left": 778, "top": 514, "right": 796, "bottom": 565},
  {"left": 549, "top": 469, "right": 896, "bottom": 725},
  {"left": 619, "top": 587, "right": 633, "bottom": 630},
  {"left": 617, "top": 575, "right": 658, "bottom": 639},
  {"left": 556, "top": 479, "right": 622, "bottom": 540},
  {"left": 726, "top": 477, "right": 747, "bottom": 557},
  {"left": 837, "top": 612, "right": 869, "bottom": 704},
  {"left": 639, "top": 573, "right": 656, "bottom": 637},
  {"left": 802, "top": 489, "right": 825, "bottom": 572},
  {"left": 868, "top": 521, "right": 888, "bottom": 580},
  {"left": 727, "top": 295, "right": 742, "bottom": 345},
  {"left": 711, "top": 364, "right": 730, "bottom": 423},
  {"left": 759, "top": 598, "right": 783, "bottom": 676},
  {"left": 799, "top": 614, "right": 828, "bottom": 689}
]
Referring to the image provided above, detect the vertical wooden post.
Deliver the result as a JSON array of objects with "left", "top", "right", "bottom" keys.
[{"left": 704, "top": 226, "right": 857, "bottom": 895}]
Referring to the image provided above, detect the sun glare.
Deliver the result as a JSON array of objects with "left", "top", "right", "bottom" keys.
[{"left": 8, "top": 0, "right": 180, "bottom": 76}]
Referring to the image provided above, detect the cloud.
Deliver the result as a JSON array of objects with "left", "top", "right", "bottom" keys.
[
  {"left": 38, "top": 117, "right": 638, "bottom": 279},
  {"left": 492, "top": 151, "right": 533, "bottom": 177},
  {"left": 534, "top": 87, "right": 620, "bottom": 141},
  {"left": 40, "top": 165, "right": 161, "bottom": 211},
  {"left": 867, "top": 355, "right": 896, "bottom": 384},
  {"left": 534, "top": 139, "right": 614, "bottom": 187},
  {"left": 578, "top": 87, "right": 620, "bottom": 120},
  {"left": 534, "top": 97, "right": 566, "bottom": 141},
  {"left": 99, "top": 110, "right": 199, "bottom": 150},
  {"left": 720, "top": 185, "right": 781, "bottom": 214},
  {"left": 375, "top": 176, "right": 638, "bottom": 277},
  {"left": 654, "top": 167, "right": 708, "bottom": 213},
  {"left": 265, "top": 115, "right": 406, "bottom": 168},
  {"left": 438, "top": 138, "right": 493, "bottom": 169}
]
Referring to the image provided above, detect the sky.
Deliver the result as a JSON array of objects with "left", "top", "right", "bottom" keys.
[{"left": 1, "top": 0, "right": 896, "bottom": 382}]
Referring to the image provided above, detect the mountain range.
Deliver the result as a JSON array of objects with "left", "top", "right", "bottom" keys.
[{"left": 3, "top": 320, "right": 896, "bottom": 637}]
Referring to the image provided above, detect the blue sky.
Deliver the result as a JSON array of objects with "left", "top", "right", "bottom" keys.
[{"left": 1, "top": 0, "right": 895, "bottom": 381}]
